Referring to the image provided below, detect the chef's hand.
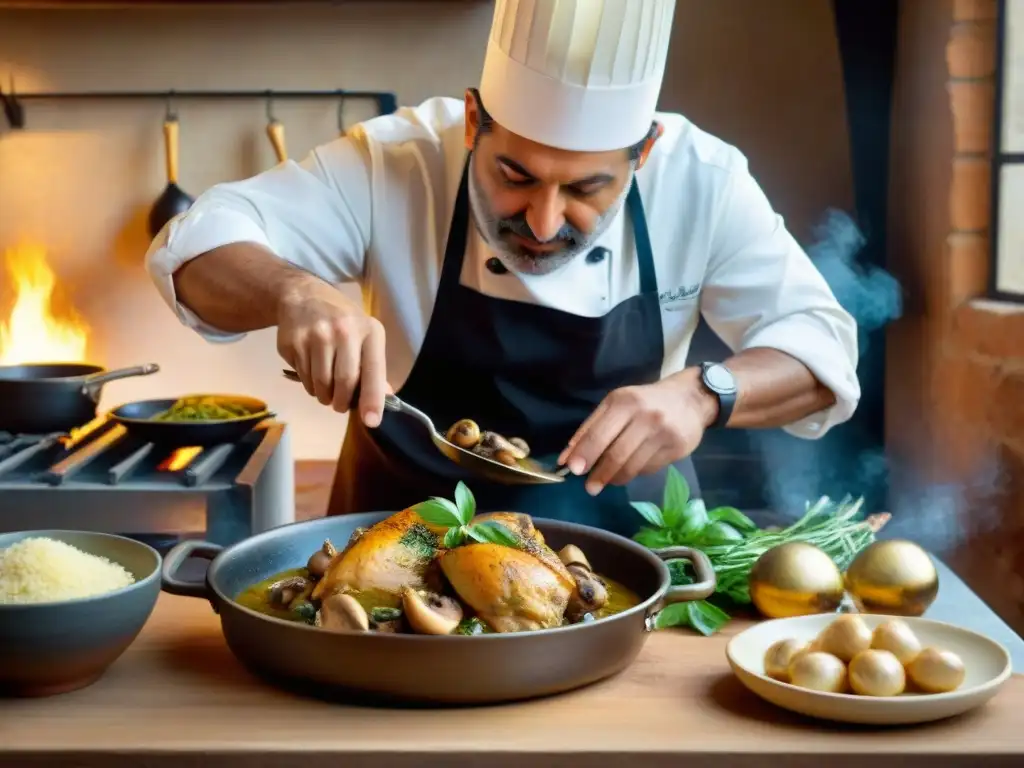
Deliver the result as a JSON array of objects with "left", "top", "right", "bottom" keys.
[
  {"left": 558, "top": 369, "right": 719, "bottom": 496},
  {"left": 276, "top": 277, "right": 389, "bottom": 427}
]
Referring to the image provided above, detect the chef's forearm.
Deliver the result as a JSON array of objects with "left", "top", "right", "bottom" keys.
[
  {"left": 172, "top": 243, "right": 329, "bottom": 334},
  {"left": 681, "top": 348, "right": 838, "bottom": 430}
]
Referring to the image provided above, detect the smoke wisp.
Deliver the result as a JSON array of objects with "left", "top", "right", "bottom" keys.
[{"left": 750, "top": 208, "right": 1007, "bottom": 555}]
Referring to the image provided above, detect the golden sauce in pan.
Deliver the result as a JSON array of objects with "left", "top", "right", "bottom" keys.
[{"left": 235, "top": 567, "right": 642, "bottom": 632}]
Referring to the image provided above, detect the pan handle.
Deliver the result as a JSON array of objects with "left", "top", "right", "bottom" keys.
[
  {"left": 161, "top": 539, "right": 223, "bottom": 599},
  {"left": 81, "top": 363, "right": 161, "bottom": 399},
  {"left": 644, "top": 546, "right": 717, "bottom": 631}
]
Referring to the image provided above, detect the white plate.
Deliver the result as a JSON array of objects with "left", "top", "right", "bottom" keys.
[{"left": 726, "top": 613, "right": 1013, "bottom": 725}]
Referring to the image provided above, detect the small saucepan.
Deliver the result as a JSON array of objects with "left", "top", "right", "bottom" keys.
[
  {"left": 109, "top": 394, "right": 273, "bottom": 447},
  {"left": 0, "top": 363, "right": 160, "bottom": 435},
  {"left": 160, "top": 512, "right": 716, "bottom": 705}
]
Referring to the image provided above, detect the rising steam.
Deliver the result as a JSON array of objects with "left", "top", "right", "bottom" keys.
[
  {"left": 750, "top": 211, "right": 901, "bottom": 531},
  {"left": 751, "top": 209, "right": 1006, "bottom": 555}
]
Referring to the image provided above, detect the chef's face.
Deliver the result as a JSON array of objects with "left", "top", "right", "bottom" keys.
[{"left": 465, "top": 90, "right": 660, "bottom": 276}]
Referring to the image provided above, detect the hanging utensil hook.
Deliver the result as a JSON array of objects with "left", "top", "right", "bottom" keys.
[
  {"left": 265, "top": 91, "right": 276, "bottom": 122},
  {"left": 337, "top": 94, "right": 346, "bottom": 135},
  {"left": 1, "top": 75, "right": 25, "bottom": 130},
  {"left": 164, "top": 90, "right": 178, "bottom": 122}
]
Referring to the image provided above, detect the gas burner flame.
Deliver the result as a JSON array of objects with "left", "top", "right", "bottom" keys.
[
  {"left": 0, "top": 243, "right": 90, "bottom": 366},
  {"left": 160, "top": 447, "right": 204, "bottom": 472},
  {"left": 60, "top": 415, "right": 108, "bottom": 449}
]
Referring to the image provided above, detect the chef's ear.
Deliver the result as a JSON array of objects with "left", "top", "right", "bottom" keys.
[
  {"left": 635, "top": 122, "right": 664, "bottom": 170},
  {"left": 465, "top": 88, "right": 482, "bottom": 149}
]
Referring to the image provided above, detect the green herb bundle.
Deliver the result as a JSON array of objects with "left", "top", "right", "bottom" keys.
[
  {"left": 631, "top": 467, "right": 885, "bottom": 636},
  {"left": 412, "top": 482, "right": 521, "bottom": 549}
]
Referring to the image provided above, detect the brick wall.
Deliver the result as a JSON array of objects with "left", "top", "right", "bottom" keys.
[{"left": 888, "top": 0, "right": 1024, "bottom": 632}]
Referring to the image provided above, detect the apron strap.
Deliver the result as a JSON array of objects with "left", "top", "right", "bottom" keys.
[{"left": 626, "top": 179, "right": 657, "bottom": 295}]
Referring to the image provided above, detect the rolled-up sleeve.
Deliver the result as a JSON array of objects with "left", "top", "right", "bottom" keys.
[
  {"left": 144, "top": 136, "right": 372, "bottom": 342},
  {"left": 700, "top": 151, "right": 860, "bottom": 438}
]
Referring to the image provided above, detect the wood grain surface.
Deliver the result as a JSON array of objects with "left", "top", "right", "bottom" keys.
[{"left": 0, "top": 592, "right": 1022, "bottom": 768}]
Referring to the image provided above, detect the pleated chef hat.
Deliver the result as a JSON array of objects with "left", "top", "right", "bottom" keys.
[{"left": 479, "top": 0, "right": 677, "bottom": 152}]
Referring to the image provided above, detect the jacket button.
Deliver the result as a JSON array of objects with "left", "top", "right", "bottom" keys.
[
  {"left": 586, "top": 247, "right": 610, "bottom": 264},
  {"left": 485, "top": 257, "right": 509, "bottom": 274}
]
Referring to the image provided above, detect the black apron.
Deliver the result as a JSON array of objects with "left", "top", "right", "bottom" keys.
[{"left": 328, "top": 153, "right": 699, "bottom": 538}]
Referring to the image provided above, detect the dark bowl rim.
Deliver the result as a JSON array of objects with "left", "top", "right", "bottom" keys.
[
  {"left": 203, "top": 512, "right": 673, "bottom": 642},
  {"left": 0, "top": 530, "right": 163, "bottom": 611}
]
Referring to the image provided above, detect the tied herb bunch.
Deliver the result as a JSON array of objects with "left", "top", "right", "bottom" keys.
[
  {"left": 631, "top": 467, "right": 888, "bottom": 636},
  {"left": 411, "top": 481, "right": 521, "bottom": 549}
]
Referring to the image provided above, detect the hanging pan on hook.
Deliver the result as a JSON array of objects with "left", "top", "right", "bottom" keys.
[
  {"left": 265, "top": 95, "right": 288, "bottom": 164},
  {"left": 147, "top": 98, "right": 195, "bottom": 238}
]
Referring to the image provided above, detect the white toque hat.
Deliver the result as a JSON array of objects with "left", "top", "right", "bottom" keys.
[{"left": 478, "top": 0, "right": 677, "bottom": 152}]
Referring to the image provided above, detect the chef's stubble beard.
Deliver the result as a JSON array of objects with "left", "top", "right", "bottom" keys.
[{"left": 467, "top": 154, "right": 632, "bottom": 277}]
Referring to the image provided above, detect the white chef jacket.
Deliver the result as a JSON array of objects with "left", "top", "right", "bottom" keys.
[{"left": 145, "top": 96, "right": 860, "bottom": 439}]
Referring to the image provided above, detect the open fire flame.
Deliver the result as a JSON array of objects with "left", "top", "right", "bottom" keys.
[
  {"left": 0, "top": 244, "right": 201, "bottom": 469},
  {"left": 0, "top": 243, "right": 90, "bottom": 366}
]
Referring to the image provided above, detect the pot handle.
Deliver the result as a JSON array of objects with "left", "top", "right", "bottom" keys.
[
  {"left": 645, "top": 546, "right": 717, "bottom": 628},
  {"left": 161, "top": 539, "right": 223, "bottom": 599},
  {"left": 82, "top": 363, "right": 161, "bottom": 399}
]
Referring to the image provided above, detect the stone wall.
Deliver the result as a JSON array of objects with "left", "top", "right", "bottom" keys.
[{"left": 888, "top": 0, "right": 1024, "bottom": 632}]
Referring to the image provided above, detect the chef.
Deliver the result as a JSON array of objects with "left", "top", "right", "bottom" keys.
[{"left": 145, "top": 0, "right": 859, "bottom": 536}]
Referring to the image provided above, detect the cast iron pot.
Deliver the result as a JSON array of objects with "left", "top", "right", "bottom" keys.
[
  {"left": 161, "top": 512, "right": 716, "bottom": 705},
  {"left": 0, "top": 363, "right": 160, "bottom": 434}
]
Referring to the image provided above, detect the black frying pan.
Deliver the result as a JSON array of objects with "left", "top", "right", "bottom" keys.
[
  {"left": 0, "top": 363, "right": 160, "bottom": 435},
  {"left": 109, "top": 395, "right": 273, "bottom": 446}
]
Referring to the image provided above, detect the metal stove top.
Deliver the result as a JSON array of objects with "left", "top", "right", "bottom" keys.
[{"left": 0, "top": 415, "right": 296, "bottom": 547}]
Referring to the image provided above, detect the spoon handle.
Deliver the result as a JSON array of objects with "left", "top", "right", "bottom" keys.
[
  {"left": 381, "top": 394, "right": 436, "bottom": 433},
  {"left": 281, "top": 370, "right": 408, "bottom": 416}
]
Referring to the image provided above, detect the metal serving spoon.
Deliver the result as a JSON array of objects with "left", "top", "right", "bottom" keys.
[{"left": 282, "top": 369, "right": 570, "bottom": 485}]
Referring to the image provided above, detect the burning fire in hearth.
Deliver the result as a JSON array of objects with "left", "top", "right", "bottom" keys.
[{"left": 0, "top": 243, "right": 90, "bottom": 365}]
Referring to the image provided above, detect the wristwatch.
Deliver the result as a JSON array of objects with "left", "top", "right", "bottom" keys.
[{"left": 699, "top": 362, "right": 737, "bottom": 429}]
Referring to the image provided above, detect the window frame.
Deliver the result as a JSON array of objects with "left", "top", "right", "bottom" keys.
[{"left": 990, "top": 0, "right": 1024, "bottom": 302}]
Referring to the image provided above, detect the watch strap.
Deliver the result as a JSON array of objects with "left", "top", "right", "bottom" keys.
[
  {"left": 701, "top": 362, "right": 737, "bottom": 429},
  {"left": 710, "top": 388, "right": 736, "bottom": 429}
]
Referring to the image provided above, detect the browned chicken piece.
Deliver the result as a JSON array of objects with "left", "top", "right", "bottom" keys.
[
  {"left": 440, "top": 534, "right": 576, "bottom": 632},
  {"left": 473, "top": 511, "right": 544, "bottom": 545},
  {"left": 311, "top": 508, "right": 442, "bottom": 604}
]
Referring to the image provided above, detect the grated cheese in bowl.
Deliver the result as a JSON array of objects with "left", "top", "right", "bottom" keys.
[{"left": 0, "top": 536, "right": 137, "bottom": 604}]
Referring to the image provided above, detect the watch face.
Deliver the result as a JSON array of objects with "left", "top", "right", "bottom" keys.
[{"left": 704, "top": 363, "right": 736, "bottom": 394}]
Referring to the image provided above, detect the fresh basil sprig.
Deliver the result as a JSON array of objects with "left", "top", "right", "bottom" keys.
[
  {"left": 630, "top": 466, "right": 757, "bottom": 550},
  {"left": 412, "top": 481, "right": 520, "bottom": 550}
]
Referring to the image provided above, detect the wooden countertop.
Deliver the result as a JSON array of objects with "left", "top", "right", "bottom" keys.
[{"left": 1, "top": 592, "right": 1022, "bottom": 768}]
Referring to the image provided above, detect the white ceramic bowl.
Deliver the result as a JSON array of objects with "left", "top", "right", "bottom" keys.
[{"left": 726, "top": 613, "right": 1012, "bottom": 725}]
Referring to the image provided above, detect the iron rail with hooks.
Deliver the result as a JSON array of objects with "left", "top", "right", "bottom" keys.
[{"left": 0, "top": 84, "right": 398, "bottom": 130}]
